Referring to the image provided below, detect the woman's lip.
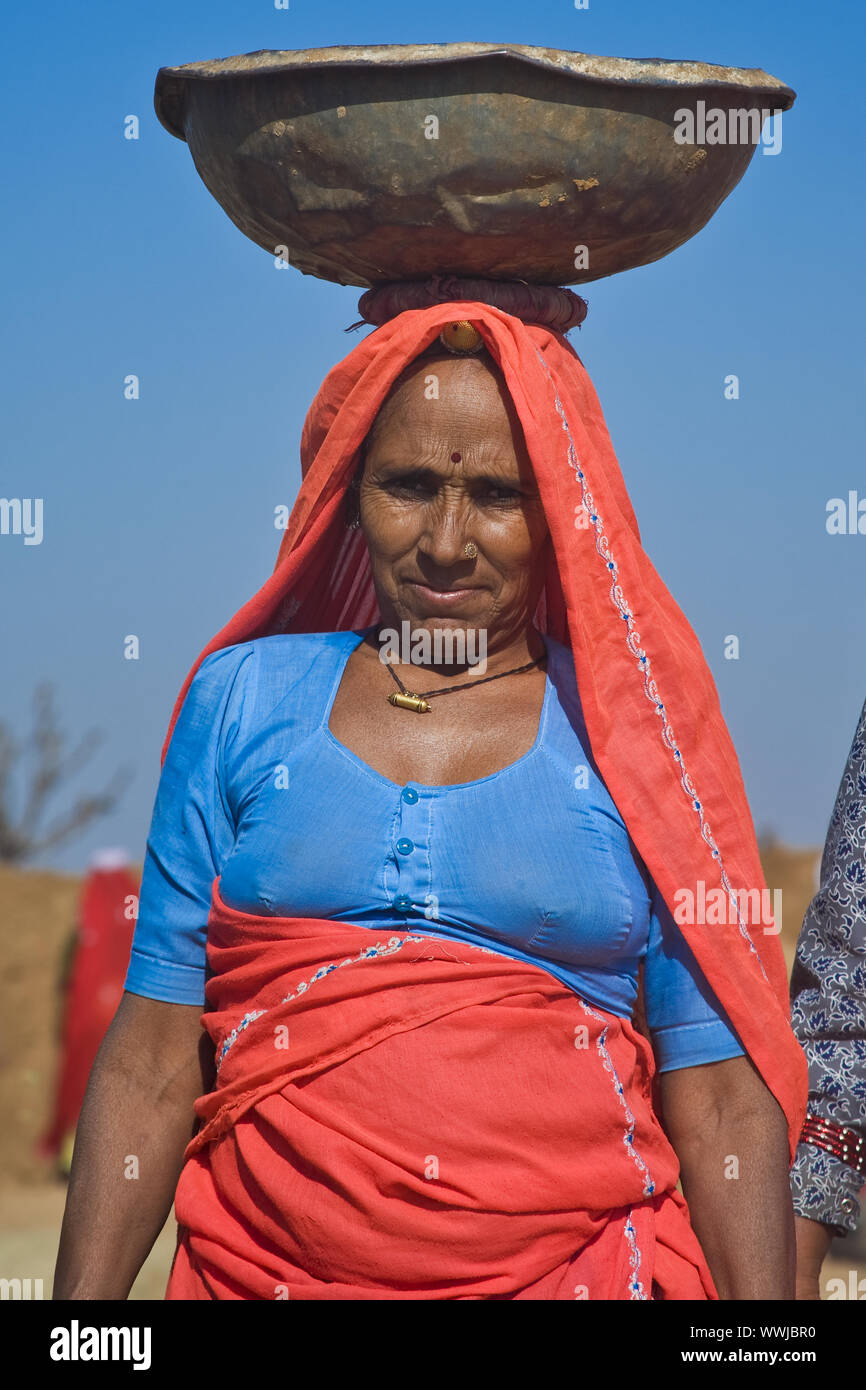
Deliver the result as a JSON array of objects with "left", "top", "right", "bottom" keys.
[{"left": 408, "top": 582, "right": 480, "bottom": 605}]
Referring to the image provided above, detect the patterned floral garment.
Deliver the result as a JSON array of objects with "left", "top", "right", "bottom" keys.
[{"left": 790, "top": 697, "right": 866, "bottom": 1235}]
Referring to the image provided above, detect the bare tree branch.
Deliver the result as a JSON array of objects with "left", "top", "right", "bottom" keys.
[
  {"left": 0, "top": 684, "right": 130, "bottom": 863},
  {"left": 0, "top": 723, "right": 22, "bottom": 845},
  {"left": 29, "top": 769, "right": 130, "bottom": 856}
]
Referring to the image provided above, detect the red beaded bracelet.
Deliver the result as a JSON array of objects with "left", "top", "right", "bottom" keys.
[{"left": 800, "top": 1114, "right": 866, "bottom": 1178}]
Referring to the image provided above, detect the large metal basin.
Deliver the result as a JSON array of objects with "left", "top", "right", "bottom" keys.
[{"left": 154, "top": 42, "right": 794, "bottom": 287}]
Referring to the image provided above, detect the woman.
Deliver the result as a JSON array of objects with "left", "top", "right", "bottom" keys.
[{"left": 54, "top": 284, "right": 807, "bottom": 1300}]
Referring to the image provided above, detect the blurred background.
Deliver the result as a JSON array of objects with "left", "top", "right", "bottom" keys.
[{"left": 0, "top": 0, "right": 863, "bottom": 1297}]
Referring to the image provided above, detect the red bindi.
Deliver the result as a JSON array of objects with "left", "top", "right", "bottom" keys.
[{"left": 450, "top": 450, "right": 462, "bottom": 462}]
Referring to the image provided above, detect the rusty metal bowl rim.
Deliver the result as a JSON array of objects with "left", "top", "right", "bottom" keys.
[{"left": 154, "top": 41, "right": 796, "bottom": 141}]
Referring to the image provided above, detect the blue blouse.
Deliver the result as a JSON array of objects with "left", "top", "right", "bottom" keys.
[{"left": 125, "top": 628, "right": 745, "bottom": 1073}]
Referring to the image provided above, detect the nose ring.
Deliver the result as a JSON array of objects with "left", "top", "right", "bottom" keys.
[{"left": 463, "top": 540, "right": 478, "bottom": 559}]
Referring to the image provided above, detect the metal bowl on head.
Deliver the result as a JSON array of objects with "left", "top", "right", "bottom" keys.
[{"left": 154, "top": 42, "right": 795, "bottom": 288}]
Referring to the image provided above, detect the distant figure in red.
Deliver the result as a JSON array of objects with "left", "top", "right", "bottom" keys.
[{"left": 39, "top": 850, "right": 138, "bottom": 1171}]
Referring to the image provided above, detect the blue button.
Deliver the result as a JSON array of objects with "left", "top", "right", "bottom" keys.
[
  {"left": 401, "top": 786, "right": 419, "bottom": 804},
  {"left": 396, "top": 838, "right": 414, "bottom": 855},
  {"left": 393, "top": 895, "right": 412, "bottom": 913}
]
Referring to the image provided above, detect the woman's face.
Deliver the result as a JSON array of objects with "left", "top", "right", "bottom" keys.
[{"left": 359, "top": 353, "right": 551, "bottom": 652}]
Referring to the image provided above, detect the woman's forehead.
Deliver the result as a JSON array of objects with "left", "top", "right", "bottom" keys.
[
  {"left": 368, "top": 444, "right": 529, "bottom": 480},
  {"left": 366, "top": 401, "right": 534, "bottom": 483},
  {"left": 369, "top": 354, "right": 524, "bottom": 441}
]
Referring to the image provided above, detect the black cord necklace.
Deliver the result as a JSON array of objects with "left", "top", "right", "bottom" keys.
[{"left": 384, "top": 651, "right": 545, "bottom": 713}]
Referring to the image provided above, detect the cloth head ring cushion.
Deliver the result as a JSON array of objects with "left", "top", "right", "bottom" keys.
[{"left": 353, "top": 277, "right": 589, "bottom": 333}]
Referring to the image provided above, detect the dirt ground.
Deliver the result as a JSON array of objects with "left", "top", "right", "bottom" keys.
[
  {"left": 1, "top": 848, "right": 863, "bottom": 1300},
  {"left": 0, "top": 1183, "right": 175, "bottom": 1300},
  {"left": 0, "top": 864, "right": 173, "bottom": 1296}
]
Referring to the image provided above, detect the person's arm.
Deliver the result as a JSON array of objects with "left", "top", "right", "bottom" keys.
[
  {"left": 53, "top": 643, "right": 256, "bottom": 1299},
  {"left": 641, "top": 879, "right": 793, "bottom": 1298},
  {"left": 659, "top": 1055, "right": 795, "bottom": 1300},
  {"left": 53, "top": 991, "right": 211, "bottom": 1300},
  {"left": 789, "top": 695, "right": 866, "bottom": 1295},
  {"left": 793, "top": 1215, "right": 834, "bottom": 1301}
]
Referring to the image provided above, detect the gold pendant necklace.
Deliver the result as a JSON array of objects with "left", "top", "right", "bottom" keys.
[{"left": 385, "top": 653, "right": 544, "bottom": 713}]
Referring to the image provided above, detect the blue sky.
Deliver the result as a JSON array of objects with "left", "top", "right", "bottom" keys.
[{"left": 1, "top": 0, "right": 863, "bottom": 870}]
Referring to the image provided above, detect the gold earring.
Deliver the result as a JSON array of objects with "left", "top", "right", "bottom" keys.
[{"left": 463, "top": 540, "right": 478, "bottom": 559}]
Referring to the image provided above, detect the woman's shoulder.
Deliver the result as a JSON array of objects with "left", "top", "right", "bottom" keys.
[
  {"left": 169, "top": 631, "right": 362, "bottom": 769},
  {"left": 542, "top": 632, "right": 580, "bottom": 703},
  {"left": 539, "top": 632, "right": 602, "bottom": 778},
  {"left": 244, "top": 629, "right": 363, "bottom": 694},
  {"left": 194, "top": 629, "right": 360, "bottom": 680},
  {"left": 249, "top": 629, "right": 363, "bottom": 664},
  {"left": 188, "top": 629, "right": 361, "bottom": 726}
]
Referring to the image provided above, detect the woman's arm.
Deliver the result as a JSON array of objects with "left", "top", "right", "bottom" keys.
[
  {"left": 659, "top": 1054, "right": 795, "bottom": 1300},
  {"left": 789, "top": 698, "right": 866, "bottom": 1268},
  {"left": 54, "top": 647, "right": 255, "bottom": 1299},
  {"left": 53, "top": 991, "right": 212, "bottom": 1300},
  {"left": 793, "top": 1215, "right": 834, "bottom": 1301}
]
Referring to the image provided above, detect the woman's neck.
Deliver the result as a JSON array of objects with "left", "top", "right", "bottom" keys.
[{"left": 363, "top": 619, "right": 545, "bottom": 683}]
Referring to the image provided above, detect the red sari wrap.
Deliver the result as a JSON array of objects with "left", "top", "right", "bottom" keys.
[
  {"left": 168, "top": 889, "right": 714, "bottom": 1300},
  {"left": 163, "top": 302, "right": 807, "bottom": 1300}
]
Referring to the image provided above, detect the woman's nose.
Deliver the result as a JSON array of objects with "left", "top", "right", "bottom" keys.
[{"left": 417, "top": 503, "right": 472, "bottom": 566}]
